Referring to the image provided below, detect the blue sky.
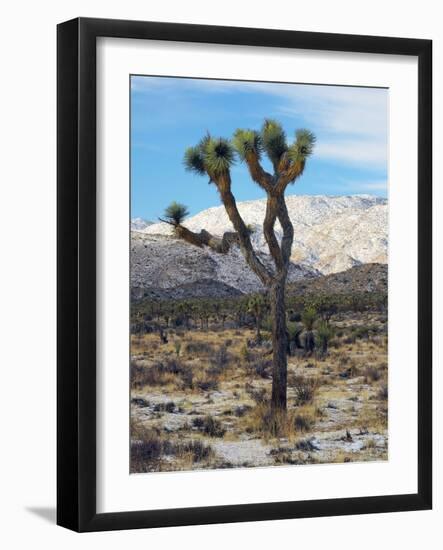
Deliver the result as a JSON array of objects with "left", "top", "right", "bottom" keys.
[{"left": 131, "top": 76, "right": 388, "bottom": 220}]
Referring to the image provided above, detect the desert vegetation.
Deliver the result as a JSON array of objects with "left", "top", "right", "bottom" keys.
[{"left": 130, "top": 290, "right": 388, "bottom": 472}]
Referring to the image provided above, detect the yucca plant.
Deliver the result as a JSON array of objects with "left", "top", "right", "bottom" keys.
[
  {"left": 184, "top": 134, "right": 236, "bottom": 179},
  {"left": 160, "top": 201, "right": 189, "bottom": 226},
  {"left": 302, "top": 306, "right": 317, "bottom": 355},
  {"left": 247, "top": 294, "right": 267, "bottom": 343},
  {"left": 317, "top": 320, "right": 335, "bottom": 356},
  {"left": 183, "top": 120, "right": 315, "bottom": 413}
]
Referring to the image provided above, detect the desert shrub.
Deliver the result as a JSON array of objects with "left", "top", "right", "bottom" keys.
[
  {"left": 249, "top": 358, "right": 272, "bottom": 378},
  {"left": 131, "top": 438, "right": 162, "bottom": 464},
  {"left": 130, "top": 427, "right": 163, "bottom": 472},
  {"left": 131, "top": 429, "right": 213, "bottom": 471},
  {"left": 301, "top": 306, "right": 317, "bottom": 331},
  {"left": 179, "top": 440, "right": 213, "bottom": 462},
  {"left": 214, "top": 345, "right": 231, "bottom": 371},
  {"left": 246, "top": 405, "right": 314, "bottom": 439},
  {"left": 144, "top": 358, "right": 197, "bottom": 390},
  {"left": 153, "top": 401, "right": 176, "bottom": 413},
  {"left": 316, "top": 320, "right": 335, "bottom": 355},
  {"left": 240, "top": 344, "right": 252, "bottom": 364},
  {"left": 293, "top": 413, "right": 314, "bottom": 432},
  {"left": 144, "top": 357, "right": 195, "bottom": 389},
  {"left": 163, "top": 438, "right": 214, "bottom": 462},
  {"left": 289, "top": 375, "right": 318, "bottom": 405},
  {"left": 192, "top": 417, "right": 205, "bottom": 429},
  {"left": 131, "top": 397, "right": 150, "bottom": 407},
  {"left": 131, "top": 360, "right": 169, "bottom": 387},
  {"left": 131, "top": 357, "right": 190, "bottom": 388},
  {"left": 363, "top": 366, "right": 381, "bottom": 383},
  {"left": 287, "top": 321, "right": 303, "bottom": 349},
  {"left": 178, "top": 368, "right": 192, "bottom": 389},
  {"left": 185, "top": 341, "right": 214, "bottom": 355},
  {"left": 174, "top": 341, "right": 181, "bottom": 357},
  {"left": 234, "top": 404, "right": 251, "bottom": 417},
  {"left": 378, "top": 384, "right": 388, "bottom": 400},
  {"left": 253, "top": 405, "right": 287, "bottom": 438},
  {"left": 362, "top": 438, "right": 377, "bottom": 450},
  {"left": 347, "top": 324, "right": 380, "bottom": 343},
  {"left": 192, "top": 416, "right": 225, "bottom": 437},
  {"left": 260, "top": 315, "right": 273, "bottom": 333},
  {"left": 245, "top": 385, "right": 268, "bottom": 404},
  {"left": 289, "top": 311, "right": 302, "bottom": 322},
  {"left": 161, "top": 357, "right": 186, "bottom": 375},
  {"left": 224, "top": 339, "right": 233, "bottom": 347},
  {"left": 196, "top": 378, "right": 218, "bottom": 392},
  {"left": 353, "top": 326, "right": 370, "bottom": 340},
  {"left": 294, "top": 437, "right": 317, "bottom": 451}
]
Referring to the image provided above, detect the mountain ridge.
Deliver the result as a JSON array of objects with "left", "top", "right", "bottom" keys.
[
  {"left": 136, "top": 194, "right": 387, "bottom": 275},
  {"left": 131, "top": 194, "right": 387, "bottom": 300}
]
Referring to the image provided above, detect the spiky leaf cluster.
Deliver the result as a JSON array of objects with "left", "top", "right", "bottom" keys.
[
  {"left": 287, "top": 129, "right": 316, "bottom": 163},
  {"left": 316, "top": 320, "right": 335, "bottom": 341},
  {"left": 232, "top": 129, "right": 262, "bottom": 160},
  {"left": 183, "top": 135, "right": 235, "bottom": 178},
  {"left": 184, "top": 146, "right": 205, "bottom": 175},
  {"left": 203, "top": 137, "right": 235, "bottom": 175},
  {"left": 261, "top": 119, "right": 288, "bottom": 167},
  {"left": 247, "top": 294, "right": 267, "bottom": 319},
  {"left": 301, "top": 306, "right": 317, "bottom": 331},
  {"left": 163, "top": 201, "right": 189, "bottom": 226}
]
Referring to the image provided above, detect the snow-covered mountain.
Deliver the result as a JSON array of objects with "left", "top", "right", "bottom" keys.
[
  {"left": 141, "top": 195, "right": 387, "bottom": 274},
  {"left": 131, "top": 232, "right": 319, "bottom": 300},
  {"left": 131, "top": 217, "right": 152, "bottom": 231}
]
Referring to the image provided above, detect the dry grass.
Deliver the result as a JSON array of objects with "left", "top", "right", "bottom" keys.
[{"left": 130, "top": 313, "right": 388, "bottom": 471}]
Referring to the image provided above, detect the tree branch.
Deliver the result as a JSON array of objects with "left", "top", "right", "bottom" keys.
[
  {"left": 158, "top": 217, "right": 177, "bottom": 227},
  {"left": 274, "top": 159, "right": 305, "bottom": 195},
  {"left": 263, "top": 195, "right": 284, "bottom": 272},
  {"left": 244, "top": 151, "right": 274, "bottom": 192},
  {"left": 214, "top": 172, "right": 272, "bottom": 287},
  {"left": 276, "top": 195, "right": 294, "bottom": 268}
]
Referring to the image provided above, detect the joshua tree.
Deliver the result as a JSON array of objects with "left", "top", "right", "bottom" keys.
[
  {"left": 316, "top": 320, "right": 335, "bottom": 356},
  {"left": 160, "top": 201, "right": 190, "bottom": 226},
  {"left": 160, "top": 202, "right": 204, "bottom": 247},
  {"left": 301, "top": 306, "right": 317, "bottom": 355},
  {"left": 311, "top": 294, "right": 338, "bottom": 323},
  {"left": 160, "top": 200, "right": 239, "bottom": 252},
  {"left": 247, "top": 294, "right": 266, "bottom": 343},
  {"left": 184, "top": 120, "right": 315, "bottom": 412},
  {"left": 288, "top": 322, "right": 303, "bottom": 352}
]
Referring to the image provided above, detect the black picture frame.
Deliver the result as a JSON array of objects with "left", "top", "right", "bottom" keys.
[{"left": 57, "top": 17, "right": 432, "bottom": 532}]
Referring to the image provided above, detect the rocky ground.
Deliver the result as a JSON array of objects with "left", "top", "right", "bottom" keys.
[{"left": 130, "top": 312, "right": 388, "bottom": 473}]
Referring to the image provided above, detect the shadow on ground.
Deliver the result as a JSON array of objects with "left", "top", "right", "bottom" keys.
[{"left": 26, "top": 507, "right": 56, "bottom": 524}]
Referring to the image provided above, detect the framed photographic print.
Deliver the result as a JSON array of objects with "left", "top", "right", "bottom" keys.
[{"left": 57, "top": 17, "right": 432, "bottom": 532}]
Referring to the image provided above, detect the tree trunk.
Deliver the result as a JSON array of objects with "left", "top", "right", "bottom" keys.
[
  {"left": 270, "top": 279, "right": 288, "bottom": 412},
  {"left": 255, "top": 316, "right": 262, "bottom": 343},
  {"left": 321, "top": 339, "right": 328, "bottom": 355},
  {"left": 304, "top": 331, "right": 315, "bottom": 355}
]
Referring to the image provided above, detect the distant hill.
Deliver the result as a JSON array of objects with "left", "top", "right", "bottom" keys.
[
  {"left": 287, "top": 263, "right": 387, "bottom": 296},
  {"left": 131, "top": 195, "right": 388, "bottom": 300},
  {"left": 131, "top": 232, "right": 318, "bottom": 300},
  {"left": 131, "top": 217, "right": 152, "bottom": 231},
  {"left": 142, "top": 194, "right": 387, "bottom": 275}
]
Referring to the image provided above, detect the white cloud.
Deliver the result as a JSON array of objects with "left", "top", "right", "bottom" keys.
[
  {"left": 315, "top": 139, "right": 387, "bottom": 166},
  {"left": 253, "top": 83, "right": 388, "bottom": 169},
  {"left": 331, "top": 179, "right": 388, "bottom": 194},
  {"left": 132, "top": 76, "right": 388, "bottom": 170}
]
